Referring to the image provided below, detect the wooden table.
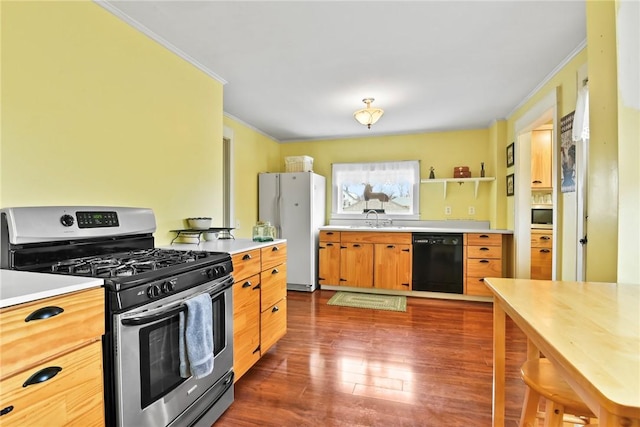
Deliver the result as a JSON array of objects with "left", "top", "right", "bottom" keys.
[{"left": 484, "top": 278, "right": 640, "bottom": 427}]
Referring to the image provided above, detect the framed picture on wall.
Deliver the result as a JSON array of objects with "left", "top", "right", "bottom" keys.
[
  {"left": 506, "top": 142, "right": 515, "bottom": 167},
  {"left": 506, "top": 173, "right": 515, "bottom": 197}
]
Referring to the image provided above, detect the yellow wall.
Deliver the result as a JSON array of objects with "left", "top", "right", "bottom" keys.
[
  {"left": 280, "top": 129, "right": 498, "bottom": 225},
  {"left": 223, "top": 116, "right": 281, "bottom": 238},
  {"left": 585, "top": 0, "right": 619, "bottom": 282},
  {"left": 0, "top": 1, "right": 224, "bottom": 245}
]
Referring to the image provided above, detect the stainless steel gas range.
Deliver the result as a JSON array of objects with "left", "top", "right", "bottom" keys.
[{"left": 0, "top": 206, "right": 234, "bottom": 427}]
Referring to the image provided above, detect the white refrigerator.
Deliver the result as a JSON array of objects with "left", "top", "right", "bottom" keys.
[{"left": 258, "top": 172, "right": 326, "bottom": 292}]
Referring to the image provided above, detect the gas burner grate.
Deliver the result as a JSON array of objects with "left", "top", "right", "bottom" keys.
[{"left": 50, "top": 248, "right": 213, "bottom": 278}]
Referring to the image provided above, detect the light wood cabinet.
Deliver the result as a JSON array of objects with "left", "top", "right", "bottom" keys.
[
  {"left": 232, "top": 242, "right": 287, "bottom": 381},
  {"left": 531, "top": 129, "right": 552, "bottom": 188},
  {"left": 0, "top": 287, "right": 105, "bottom": 426},
  {"left": 319, "top": 231, "right": 412, "bottom": 290},
  {"left": 339, "top": 242, "right": 374, "bottom": 287},
  {"left": 465, "top": 233, "right": 505, "bottom": 297},
  {"left": 318, "top": 231, "right": 341, "bottom": 286},
  {"left": 531, "top": 230, "right": 553, "bottom": 280},
  {"left": 373, "top": 243, "right": 411, "bottom": 290}
]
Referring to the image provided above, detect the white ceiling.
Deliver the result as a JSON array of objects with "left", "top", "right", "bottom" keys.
[{"left": 100, "top": 1, "right": 586, "bottom": 142}]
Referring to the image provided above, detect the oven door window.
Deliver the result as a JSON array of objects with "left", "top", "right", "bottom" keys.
[{"left": 138, "top": 293, "right": 226, "bottom": 409}]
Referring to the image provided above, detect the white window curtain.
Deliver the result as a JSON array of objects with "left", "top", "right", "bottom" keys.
[
  {"left": 573, "top": 82, "right": 590, "bottom": 142},
  {"left": 331, "top": 160, "right": 420, "bottom": 218}
]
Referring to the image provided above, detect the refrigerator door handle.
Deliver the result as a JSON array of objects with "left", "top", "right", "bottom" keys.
[{"left": 274, "top": 174, "right": 282, "bottom": 238}]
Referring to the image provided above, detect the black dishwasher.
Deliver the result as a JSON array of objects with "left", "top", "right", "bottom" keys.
[{"left": 412, "top": 233, "right": 464, "bottom": 293}]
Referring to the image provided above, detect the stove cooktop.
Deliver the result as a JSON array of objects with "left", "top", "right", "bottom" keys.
[{"left": 50, "top": 248, "right": 214, "bottom": 278}]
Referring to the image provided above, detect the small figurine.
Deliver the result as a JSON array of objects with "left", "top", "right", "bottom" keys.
[
  {"left": 429, "top": 167, "right": 435, "bottom": 179},
  {"left": 480, "top": 162, "right": 485, "bottom": 177}
]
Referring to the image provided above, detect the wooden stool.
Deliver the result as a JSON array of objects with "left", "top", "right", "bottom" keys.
[{"left": 519, "top": 359, "right": 597, "bottom": 427}]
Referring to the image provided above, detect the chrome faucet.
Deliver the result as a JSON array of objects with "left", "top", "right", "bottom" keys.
[{"left": 365, "top": 209, "right": 379, "bottom": 228}]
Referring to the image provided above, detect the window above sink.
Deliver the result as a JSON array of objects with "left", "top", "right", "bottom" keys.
[{"left": 331, "top": 160, "right": 420, "bottom": 220}]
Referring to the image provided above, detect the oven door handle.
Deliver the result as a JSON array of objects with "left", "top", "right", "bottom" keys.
[{"left": 120, "top": 277, "right": 232, "bottom": 327}]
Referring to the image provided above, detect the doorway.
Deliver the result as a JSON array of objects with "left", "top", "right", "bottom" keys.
[{"left": 514, "top": 90, "right": 558, "bottom": 279}]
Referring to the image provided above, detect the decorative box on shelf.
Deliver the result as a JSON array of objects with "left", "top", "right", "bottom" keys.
[{"left": 453, "top": 166, "right": 471, "bottom": 178}]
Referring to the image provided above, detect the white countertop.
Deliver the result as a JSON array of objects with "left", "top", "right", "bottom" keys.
[
  {"left": 319, "top": 225, "right": 513, "bottom": 234},
  {"left": 0, "top": 270, "right": 103, "bottom": 309},
  {"left": 166, "top": 238, "right": 287, "bottom": 255}
]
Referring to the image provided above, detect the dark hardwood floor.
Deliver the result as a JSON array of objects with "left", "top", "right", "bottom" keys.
[{"left": 217, "top": 290, "right": 528, "bottom": 426}]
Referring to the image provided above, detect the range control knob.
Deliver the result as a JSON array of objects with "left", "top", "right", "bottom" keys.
[
  {"left": 206, "top": 268, "right": 215, "bottom": 279},
  {"left": 60, "top": 214, "right": 75, "bottom": 227},
  {"left": 162, "top": 280, "right": 176, "bottom": 293},
  {"left": 147, "top": 285, "right": 160, "bottom": 299},
  {"left": 218, "top": 264, "right": 227, "bottom": 274}
]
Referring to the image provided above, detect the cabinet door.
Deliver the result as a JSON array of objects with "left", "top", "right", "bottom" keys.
[
  {"left": 373, "top": 244, "right": 411, "bottom": 290},
  {"left": 260, "top": 299, "right": 287, "bottom": 355},
  {"left": 339, "top": 243, "right": 373, "bottom": 287},
  {"left": 531, "top": 248, "right": 553, "bottom": 280},
  {"left": 318, "top": 241, "right": 341, "bottom": 285},
  {"left": 531, "top": 129, "right": 552, "bottom": 188},
  {"left": 233, "top": 274, "right": 261, "bottom": 381}
]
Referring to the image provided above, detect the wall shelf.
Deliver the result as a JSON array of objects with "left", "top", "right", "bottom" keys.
[{"left": 420, "top": 177, "right": 495, "bottom": 198}]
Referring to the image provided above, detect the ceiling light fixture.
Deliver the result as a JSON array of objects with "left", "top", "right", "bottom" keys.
[{"left": 353, "top": 98, "right": 384, "bottom": 129}]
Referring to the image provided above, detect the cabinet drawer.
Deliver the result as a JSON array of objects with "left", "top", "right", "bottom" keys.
[
  {"left": 0, "top": 340, "right": 104, "bottom": 427},
  {"left": 232, "top": 249, "right": 261, "bottom": 281},
  {"left": 465, "top": 277, "right": 493, "bottom": 297},
  {"left": 319, "top": 230, "right": 341, "bottom": 242},
  {"left": 466, "top": 258, "right": 503, "bottom": 278},
  {"left": 261, "top": 244, "right": 287, "bottom": 270},
  {"left": 0, "top": 288, "right": 104, "bottom": 380},
  {"left": 466, "top": 245, "right": 502, "bottom": 259},
  {"left": 466, "top": 233, "right": 502, "bottom": 246},
  {"left": 530, "top": 232, "right": 553, "bottom": 248},
  {"left": 340, "top": 232, "right": 411, "bottom": 245},
  {"left": 260, "top": 299, "right": 287, "bottom": 355},
  {"left": 261, "top": 263, "right": 287, "bottom": 311}
]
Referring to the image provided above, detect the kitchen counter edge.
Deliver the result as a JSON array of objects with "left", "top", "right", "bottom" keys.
[
  {"left": 319, "top": 226, "right": 513, "bottom": 234},
  {"left": 0, "top": 270, "right": 103, "bottom": 309}
]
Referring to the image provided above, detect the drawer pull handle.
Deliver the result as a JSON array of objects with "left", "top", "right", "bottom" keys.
[
  {"left": 253, "top": 284, "right": 261, "bottom": 290},
  {"left": 479, "top": 259, "right": 490, "bottom": 263},
  {"left": 242, "top": 281, "right": 252, "bottom": 288},
  {"left": 253, "top": 346, "right": 260, "bottom": 354},
  {"left": 479, "top": 247, "right": 490, "bottom": 251},
  {"left": 402, "top": 249, "right": 410, "bottom": 252},
  {"left": 326, "top": 232, "right": 334, "bottom": 235},
  {"left": 0, "top": 406, "right": 14, "bottom": 416},
  {"left": 23, "top": 366, "right": 62, "bottom": 387},
  {"left": 402, "top": 283, "right": 409, "bottom": 287},
  {"left": 387, "top": 245, "right": 395, "bottom": 249},
  {"left": 242, "top": 254, "right": 252, "bottom": 260},
  {"left": 353, "top": 244, "right": 361, "bottom": 248},
  {"left": 25, "top": 306, "right": 64, "bottom": 322},
  {"left": 272, "top": 246, "right": 279, "bottom": 252},
  {"left": 540, "top": 236, "right": 550, "bottom": 240},
  {"left": 272, "top": 269, "right": 279, "bottom": 274},
  {"left": 326, "top": 243, "right": 334, "bottom": 247},
  {"left": 479, "top": 235, "right": 489, "bottom": 238},
  {"left": 540, "top": 249, "right": 551, "bottom": 253},
  {"left": 272, "top": 305, "right": 279, "bottom": 313},
  {"left": 479, "top": 278, "right": 485, "bottom": 282},
  {"left": 532, "top": 180, "right": 542, "bottom": 184}
]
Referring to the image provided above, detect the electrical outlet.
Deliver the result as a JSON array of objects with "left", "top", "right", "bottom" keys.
[
  {"left": 468, "top": 206, "right": 475, "bottom": 215},
  {"left": 445, "top": 206, "right": 452, "bottom": 215}
]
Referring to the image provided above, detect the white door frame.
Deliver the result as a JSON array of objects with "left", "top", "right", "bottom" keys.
[
  {"left": 514, "top": 89, "right": 558, "bottom": 279},
  {"left": 223, "top": 126, "right": 235, "bottom": 229}
]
